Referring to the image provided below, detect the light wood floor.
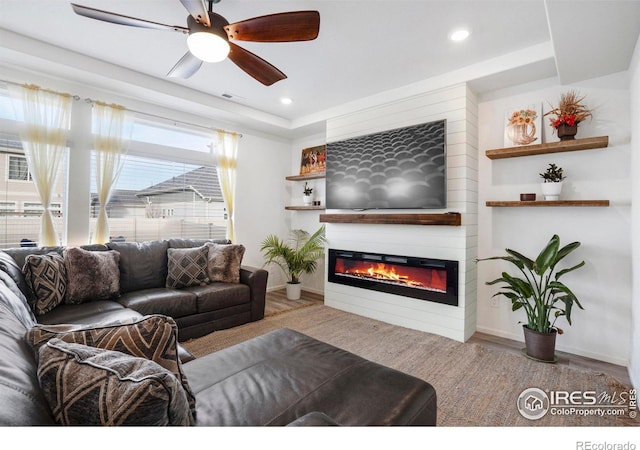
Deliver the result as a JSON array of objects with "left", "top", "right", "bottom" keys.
[{"left": 269, "top": 290, "right": 633, "bottom": 387}]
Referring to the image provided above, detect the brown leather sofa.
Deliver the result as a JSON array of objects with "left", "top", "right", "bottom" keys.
[
  {"left": 0, "top": 239, "right": 268, "bottom": 341},
  {"left": 0, "top": 239, "right": 437, "bottom": 426},
  {"left": 0, "top": 274, "right": 437, "bottom": 425}
]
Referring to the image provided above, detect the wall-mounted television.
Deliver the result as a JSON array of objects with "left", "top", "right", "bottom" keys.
[{"left": 326, "top": 119, "right": 446, "bottom": 210}]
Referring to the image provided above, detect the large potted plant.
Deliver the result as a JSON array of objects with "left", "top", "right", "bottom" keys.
[
  {"left": 478, "top": 234, "right": 585, "bottom": 362},
  {"left": 261, "top": 225, "right": 327, "bottom": 300}
]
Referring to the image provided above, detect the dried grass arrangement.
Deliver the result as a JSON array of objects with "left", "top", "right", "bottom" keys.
[{"left": 544, "top": 90, "right": 593, "bottom": 128}]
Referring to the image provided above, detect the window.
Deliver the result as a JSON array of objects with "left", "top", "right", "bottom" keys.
[
  {"left": 0, "top": 139, "right": 67, "bottom": 249},
  {"left": 0, "top": 202, "right": 16, "bottom": 212},
  {"left": 22, "top": 202, "right": 61, "bottom": 215},
  {"left": 90, "top": 118, "right": 226, "bottom": 243},
  {"left": 8, "top": 155, "right": 31, "bottom": 181}
]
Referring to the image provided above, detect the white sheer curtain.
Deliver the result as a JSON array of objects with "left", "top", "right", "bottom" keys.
[
  {"left": 8, "top": 84, "right": 72, "bottom": 246},
  {"left": 213, "top": 131, "right": 239, "bottom": 242},
  {"left": 92, "top": 101, "right": 130, "bottom": 244}
]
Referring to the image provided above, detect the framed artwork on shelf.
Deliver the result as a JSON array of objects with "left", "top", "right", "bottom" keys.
[
  {"left": 504, "top": 103, "right": 542, "bottom": 147},
  {"left": 299, "top": 145, "right": 326, "bottom": 175}
]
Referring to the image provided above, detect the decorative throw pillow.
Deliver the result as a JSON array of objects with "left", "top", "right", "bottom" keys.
[
  {"left": 206, "top": 243, "right": 245, "bottom": 283},
  {"left": 37, "top": 339, "right": 192, "bottom": 426},
  {"left": 63, "top": 247, "right": 120, "bottom": 304},
  {"left": 166, "top": 245, "right": 209, "bottom": 289},
  {"left": 22, "top": 252, "right": 67, "bottom": 315},
  {"left": 25, "top": 314, "right": 196, "bottom": 421}
]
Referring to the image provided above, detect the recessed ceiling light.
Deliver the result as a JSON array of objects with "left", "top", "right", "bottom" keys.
[
  {"left": 280, "top": 97, "right": 293, "bottom": 105},
  {"left": 450, "top": 29, "right": 470, "bottom": 42}
]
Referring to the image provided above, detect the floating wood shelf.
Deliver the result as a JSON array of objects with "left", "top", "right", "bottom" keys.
[
  {"left": 319, "top": 213, "right": 461, "bottom": 226},
  {"left": 486, "top": 200, "right": 610, "bottom": 207},
  {"left": 485, "top": 136, "right": 609, "bottom": 160},
  {"left": 285, "top": 172, "right": 326, "bottom": 181},
  {"left": 285, "top": 206, "right": 325, "bottom": 211}
]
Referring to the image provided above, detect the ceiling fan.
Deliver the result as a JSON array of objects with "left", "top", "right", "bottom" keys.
[{"left": 70, "top": 0, "right": 320, "bottom": 86}]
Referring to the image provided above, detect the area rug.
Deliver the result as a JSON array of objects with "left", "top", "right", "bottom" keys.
[
  {"left": 183, "top": 304, "right": 638, "bottom": 427},
  {"left": 263, "top": 294, "right": 319, "bottom": 318}
]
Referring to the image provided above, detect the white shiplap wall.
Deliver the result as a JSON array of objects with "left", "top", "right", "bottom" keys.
[{"left": 324, "top": 83, "right": 478, "bottom": 342}]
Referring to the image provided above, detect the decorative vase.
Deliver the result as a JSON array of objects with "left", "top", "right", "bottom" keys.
[
  {"left": 303, "top": 194, "right": 313, "bottom": 206},
  {"left": 523, "top": 325, "right": 557, "bottom": 363},
  {"left": 286, "top": 282, "right": 301, "bottom": 300},
  {"left": 507, "top": 122, "right": 537, "bottom": 146},
  {"left": 541, "top": 181, "right": 562, "bottom": 201},
  {"left": 556, "top": 123, "right": 578, "bottom": 141}
]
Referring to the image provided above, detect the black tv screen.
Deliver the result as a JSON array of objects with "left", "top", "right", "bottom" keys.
[{"left": 326, "top": 119, "right": 447, "bottom": 210}]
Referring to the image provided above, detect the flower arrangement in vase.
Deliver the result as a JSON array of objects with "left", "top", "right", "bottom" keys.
[{"left": 544, "top": 90, "right": 593, "bottom": 141}]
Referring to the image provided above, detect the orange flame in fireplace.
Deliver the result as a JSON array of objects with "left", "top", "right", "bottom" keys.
[{"left": 337, "top": 260, "right": 446, "bottom": 292}]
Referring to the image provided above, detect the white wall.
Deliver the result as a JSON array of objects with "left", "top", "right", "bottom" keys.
[
  {"left": 323, "top": 83, "right": 478, "bottom": 342},
  {"left": 629, "top": 34, "right": 640, "bottom": 388},
  {"left": 235, "top": 133, "right": 291, "bottom": 279},
  {"left": 476, "top": 73, "right": 632, "bottom": 366}
]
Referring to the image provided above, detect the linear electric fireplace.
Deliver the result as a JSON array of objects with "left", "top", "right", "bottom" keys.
[{"left": 328, "top": 249, "right": 458, "bottom": 306}]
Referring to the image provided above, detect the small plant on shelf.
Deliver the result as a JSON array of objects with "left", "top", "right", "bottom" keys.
[
  {"left": 539, "top": 163, "right": 565, "bottom": 183},
  {"left": 303, "top": 182, "right": 313, "bottom": 196}
]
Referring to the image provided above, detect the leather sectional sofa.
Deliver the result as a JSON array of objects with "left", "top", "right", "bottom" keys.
[
  {"left": 0, "top": 238, "right": 268, "bottom": 341},
  {"left": 0, "top": 239, "right": 438, "bottom": 426}
]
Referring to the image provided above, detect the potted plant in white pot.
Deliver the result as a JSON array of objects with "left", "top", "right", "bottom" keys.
[
  {"left": 540, "top": 163, "right": 565, "bottom": 200},
  {"left": 302, "top": 182, "right": 313, "bottom": 206},
  {"left": 260, "top": 225, "right": 327, "bottom": 300},
  {"left": 478, "top": 234, "right": 585, "bottom": 362}
]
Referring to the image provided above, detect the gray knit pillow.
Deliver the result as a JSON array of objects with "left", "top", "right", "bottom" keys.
[
  {"left": 166, "top": 245, "right": 209, "bottom": 289},
  {"left": 63, "top": 247, "right": 120, "bottom": 304},
  {"left": 37, "top": 339, "right": 192, "bottom": 426}
]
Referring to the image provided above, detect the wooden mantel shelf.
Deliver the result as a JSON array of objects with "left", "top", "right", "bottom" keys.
[
  {"left": 285, "top": 172, "right": 325, "bottom": 181},
  {"left": 486, "top": 200, "right": 610, "bottom": 207},
  {"left": 485, "top": 136, "right": 609, "bottom": 160},
  {"left": 319, "top": 213, "right": 462, "bottom": 226}
]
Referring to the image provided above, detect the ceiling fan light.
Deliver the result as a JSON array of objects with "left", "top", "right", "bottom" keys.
[{"left": 187, "top": 31, "right": 230, "bottom": 62}]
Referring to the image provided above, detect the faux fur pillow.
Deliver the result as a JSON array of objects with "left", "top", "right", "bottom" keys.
[
  {"left": 37, "top": 339, "right": 192, "bottom": 426},
  {"left": 206, "top": 243, "right": 245, "bottom": 283},
  {"left": 22, "top": 252, "right": 67, "bottom": 315},
  {"left": 166, "top": 245, "right": 209, "bottom": 289},
  {"left": 63, "top": 247, "right": 120, "bottom": 304}
]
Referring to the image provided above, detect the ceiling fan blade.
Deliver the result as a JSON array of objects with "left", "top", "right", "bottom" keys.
[
  {"left": 167, "top": 51, "right": 203, "bottom": 79},
  {"left": 179, "top": 0, "right": 211, "bottom": 27},
  {"left": 71, "top": 3, "right": 188, "bottom": 33},
  {"left": 225, "top": 11, "right": 320, "bottom": 42},
  {"left": 227, "top": 42, "right": 286, "bottom": 86}
]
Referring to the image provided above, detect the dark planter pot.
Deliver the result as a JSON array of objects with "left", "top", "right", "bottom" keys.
[
  {"left": 557, "top": 124, "right": 578, "bottom": 141},
  {"left": 523, "top": 325, "right": 557, "bottom": 363}
]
